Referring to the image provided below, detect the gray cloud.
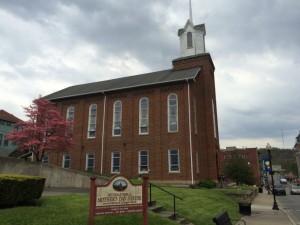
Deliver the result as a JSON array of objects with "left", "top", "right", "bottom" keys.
[{"left": 0, "top": 0, "right": 299, "bottom": 149}]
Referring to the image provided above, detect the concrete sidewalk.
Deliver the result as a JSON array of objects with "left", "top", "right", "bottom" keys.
[{"left": 240, "top": 190, "right": 295, "bottom": 225}]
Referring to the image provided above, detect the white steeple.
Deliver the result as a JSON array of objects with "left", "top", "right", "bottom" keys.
[{"left": 178, "top": 0, "right": 206, "bottom": 57}]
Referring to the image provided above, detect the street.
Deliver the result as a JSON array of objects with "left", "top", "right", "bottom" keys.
[{"left": 277, "top": 184, "right": 300, "bottom": 225}]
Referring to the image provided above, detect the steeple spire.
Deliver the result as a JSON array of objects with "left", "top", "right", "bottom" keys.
[{"left": 189, "top": 0, "right": 193, "bottom": 23}]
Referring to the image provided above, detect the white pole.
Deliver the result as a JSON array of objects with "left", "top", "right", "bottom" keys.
[
  {"left": 100, "top": 93, "right": 106, "bottom": 174},
  {"left": 189, "top": 0, "right": 193, "bottom": 22},
  {"left": 187, "top": 80, "right": 194, "bottom": 184}
]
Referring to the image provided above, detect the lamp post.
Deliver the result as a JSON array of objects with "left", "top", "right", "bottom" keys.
[
  {"left": 266, "top": 143, "right": 279, "bottom": 210},
  {"left": 257, "top": 151, "right": 263, "bottom": 193}
]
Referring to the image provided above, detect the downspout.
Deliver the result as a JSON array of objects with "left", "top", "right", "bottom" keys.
[
  {"left": 187, "top": 79, "right": 194, "bottom": 185},
  {"left": 100, "top": 92, "right": 106, "bottom": 174}
]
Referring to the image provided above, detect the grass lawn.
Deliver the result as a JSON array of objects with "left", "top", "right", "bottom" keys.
[
  {"left": 149, "top": 186, "right": 241, "bottom": 225},
  {"left": 0, "top": 187, "right": 241, "bottom": 225}
]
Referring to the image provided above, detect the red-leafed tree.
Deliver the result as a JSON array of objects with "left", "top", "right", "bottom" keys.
[{"left": 6, "top": 97, "right": 73, "bottom": 161}]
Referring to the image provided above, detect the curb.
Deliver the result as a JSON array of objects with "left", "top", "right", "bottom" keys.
[{"left": 281, "top": 207, "right": 297, "bottom": 225}]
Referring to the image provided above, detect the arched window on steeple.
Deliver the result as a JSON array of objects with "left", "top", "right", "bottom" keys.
[{"left": 187, "top": 32, "right": 193, "bottom": 48}]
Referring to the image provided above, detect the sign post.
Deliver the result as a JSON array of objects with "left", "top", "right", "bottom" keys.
[
  {"left": 89, "top": 175, "right": 148, "bottom": 225},
  {"left": 142, "top": 176, "right": 149, "bottom": 225},
  {"left": 89, "top": 177, "right": 96, "bottom": 225}
]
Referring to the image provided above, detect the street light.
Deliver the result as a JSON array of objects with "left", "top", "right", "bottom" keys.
[{"left": 266, "top": 143, "right": 279, "bottom": 210}]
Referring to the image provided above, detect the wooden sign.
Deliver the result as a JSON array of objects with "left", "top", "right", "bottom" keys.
[{"left": 89, "top": 175, "right": 148, "bottom": 225}]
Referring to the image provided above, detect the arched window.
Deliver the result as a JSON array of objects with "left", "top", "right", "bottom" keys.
[
  {"left": 42, "top": 155, "right": 49, "bottom": 164},
  {"left": 113, "top": 101, "right": 122, "bottom": 136},
  {"left": 62, "top": 154, "right": 71, "bottom": 169},
  {"left": 139, "top": 97, "right": 149, "bottom": 134},
  {"left": 66, "top": 107, "right": 75, "bottom": 121},
  {"left": 88, "top": 104, "right": 97, "bottom": 138},
  {"left": 168, "top": 93, "right": 178, "bottom": 132},
  {"left": 139, "top": 150, "right": 149, "bottom": 173},
  {"left": 187, "top": 32, "right": 193, "bottom": 48},
  {"left": 86, "top": 153, "right": 95, "bottom": 171},
  {"left": 111, "top": 151, "right": 121, "bottom": 173},
  {"left": 168, "top": 149, "right": 180, "bottom": 172},
  {"left": 66, "top": 106, "right": 75, "bottom": 132}
]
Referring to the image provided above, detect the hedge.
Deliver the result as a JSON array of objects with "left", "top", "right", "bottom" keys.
[
  {"left": 198, "top": 179, "right": 217, "bottom": 189},
  {"left": 0, "top": 174, "right": 46, "bottom": 208}
]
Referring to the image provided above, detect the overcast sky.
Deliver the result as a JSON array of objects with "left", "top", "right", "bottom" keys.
[{"left": 1, "top": 0, "right": 299, "bottom": 149}]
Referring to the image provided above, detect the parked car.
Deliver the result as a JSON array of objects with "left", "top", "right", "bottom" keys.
[
  {"left": 290, "top": 185, "right": 300, "bottom": 195},
  {"left": 280, "top": 178, "right": 288, "bottom": 184},
  {"left": 272, "top": 184, "right": 286, "bottom": 196}
]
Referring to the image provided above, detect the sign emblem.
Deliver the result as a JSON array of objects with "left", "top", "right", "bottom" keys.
[{"left": 113, "top": 179, "right": 128, "bottom": 191}]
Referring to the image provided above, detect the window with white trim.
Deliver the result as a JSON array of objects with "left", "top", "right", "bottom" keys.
[
  {"left": 86, "top": 153, "right": 95, "bottom": 171},
  {"left": 42, "top": 155, "right": 49, "bottom": 164},
  {"left": 113, "top": 101, "right": 122, "bottom": 136},
  {"left": 168, "top": 149, "right": 180, "bottom": 172},
  {"left": 66, "top": 106, "right": 75, "bottom": 137},
  {"left": 111, "top": 151, "right": 121, "bottom": 173},
  {"left": 63, "top": 154, "right": 71, "bottom": 169},
  {"left": 66, "top": 107, "right": 75, "bottom": 122},
  {"left": 88, "top": 104, "right": 97, "bottom": 138},
  {"left": 187, "top": 32, "right": 193, "bottom": 48},
  {"left": 139, "top": 97, "right": 149, "bottom": 134},
  {"left": 212, "top": 99, "right": 217, "bottom": 138},
  {"left": 139, "top": 150, "right": 149, "bottom": 173},
  {"left": 168, "top": 93, "right": 178, "bottom": 132}
]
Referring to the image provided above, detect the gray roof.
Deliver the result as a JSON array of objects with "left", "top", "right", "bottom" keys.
[{"left": 45, "top": 67, "right": 201, "bottom": 100}]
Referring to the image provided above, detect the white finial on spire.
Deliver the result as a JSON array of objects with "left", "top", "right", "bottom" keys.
[{"left": 189, "top": 0, "right": 193, "bottom": 22}]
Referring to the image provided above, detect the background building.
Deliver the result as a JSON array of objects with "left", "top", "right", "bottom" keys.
[
  {"left": 218, "top": 147, "right": 260, "bottom": 186},
  {"left": 292, "top": 131, "right": 299, "bottom": 179},
  {"left": 0, "top": 110, "right": 21, "bottom": 156},
  {"left": 294, "top": 131, "right": 300, "bottom": 150}
]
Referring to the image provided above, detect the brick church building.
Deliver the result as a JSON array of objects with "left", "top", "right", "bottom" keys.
[{"left": 45, "top": 16, "right": 220, "bottom": 184}]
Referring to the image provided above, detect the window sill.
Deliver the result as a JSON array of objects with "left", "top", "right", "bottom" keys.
[
  {"left": 168, "top": 131, "right": 178, "bottom": 133},
  {"left": 168, "top": 171, "right": 181, "bottom": 173}
]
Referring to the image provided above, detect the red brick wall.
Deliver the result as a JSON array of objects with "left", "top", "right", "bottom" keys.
[
  {"left": 48, "top": 53, "right": 220, "bottom": 183},
  {"left": 173, "top": 54, "right": 219, "bottom": 181}
]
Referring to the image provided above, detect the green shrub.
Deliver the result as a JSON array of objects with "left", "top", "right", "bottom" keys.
[
  {"left": 198, "top": 179, "right": 216, "bottom": 189},
  {"left": 0, "top": 174, "right": 46, "bottom": 208}
]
